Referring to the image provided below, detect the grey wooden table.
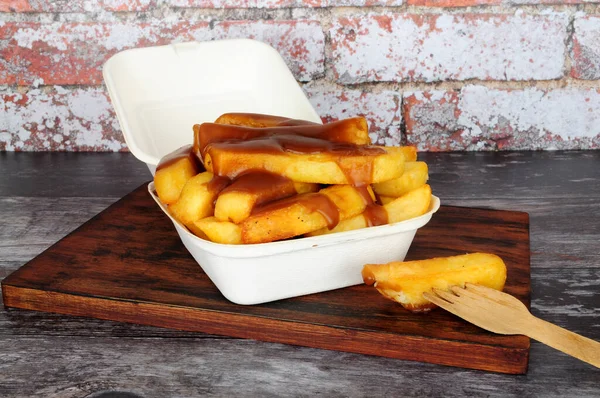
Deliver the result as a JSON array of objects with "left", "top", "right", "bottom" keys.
[{"left": 0, "top": 151, "right": 598, "bottom": 397}]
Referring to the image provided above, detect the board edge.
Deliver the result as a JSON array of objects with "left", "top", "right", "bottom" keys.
[{"left": 2, "top": 284, "right": 530, "bottom": 375}]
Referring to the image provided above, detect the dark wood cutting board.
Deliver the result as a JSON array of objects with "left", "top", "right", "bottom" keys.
[{"left": 2, "top": 184, "right": 530, "bottom": 374}]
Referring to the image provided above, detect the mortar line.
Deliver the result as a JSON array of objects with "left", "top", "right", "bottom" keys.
[
  {"left": 0, "top": 4, "right": 599, "bottom": 23},
  {"left": 2, "top": 78, "right": 599, "bottom": 95}
]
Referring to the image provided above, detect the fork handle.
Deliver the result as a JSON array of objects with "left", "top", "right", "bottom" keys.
[{"left": 526, "top": 315, "right": 600, "bottom": 368}]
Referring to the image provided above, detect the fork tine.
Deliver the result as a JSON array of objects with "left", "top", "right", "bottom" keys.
[
  {"left": 450, "top": 285, "right": 466, "bottom": 296},
  {"left": 423, "top": 291, "right": 470, "bottom": 319},
  {"left": 431, "top": 288, "right": 459, "bottom": 304},
  {"left": 451, "top": 285, "right": 482, "bottom": 300},
  {"left": 422, "top": 292, "right": 454, "bottom": 309},
  {"left": 422, "top": 291, "right": 443, "bottom": 304}
]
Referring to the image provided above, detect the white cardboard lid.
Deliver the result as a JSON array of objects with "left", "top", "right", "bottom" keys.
[{"left": 103, "top": 39, "right": 322, "bottom": 173}]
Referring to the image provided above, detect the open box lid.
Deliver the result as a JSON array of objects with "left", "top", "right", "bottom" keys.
[{"left": 103, "top": 39, "right": 322, "bottom": 174}]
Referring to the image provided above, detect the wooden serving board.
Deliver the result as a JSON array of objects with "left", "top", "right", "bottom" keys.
[{"left": 2, "top": 184, "right": 531, "bottom": 374}]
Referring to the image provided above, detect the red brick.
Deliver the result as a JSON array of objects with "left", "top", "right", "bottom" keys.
[
  {"left": 403, "top": 87, "right": 600, "bottom": 151},
  {"left": 326, "top": 0, "right": 403, "bottom": 5},
  {"left": 0, "top": 0, "right": 90, "bottom": 11},
  {"left": 167, "top": 0, "right": 401, "bottom": 7},
  {"left": 212, "top": 20, "right": 324, "bottom": 81},
  {"left": 101, "top": 0, "right": 156, "bottom": 11},
  {"left": 407, "top": 0, "right": 499, "bottom": 6},
  {"left": 0, "top": 20, "right": 322, "bottom": 85},
  {"left": 330, "top": 13, "right": 568, "bottom": 83},
  {"left": 303, "top": 83, "right": 402, "bottom": 145},
  {"left": 166, "top": 0, "right": 253, "bottom": 7},
  {"left": 408, "top": 0, "right": 599, "bottom": 5},
  {"left": 510, "top": 0, "right": 599, "bottom": 4},
  {"left": 263, "top": 0, "right": 326, "bottom": 6},
  {"left": 0, "top": 0, "right": 155, "bottom": 11},
  {"left": 0, "top": 87, "right": 125, "bottom": 152},
  {"left": 0, "top": 22, "right": 209, "bottom": 85},
  {"left": 571, "top": 15, "right": 600, "bottom": 80},
  {"left": 0, "top": 0, "right": 32, "bottom": 11}
]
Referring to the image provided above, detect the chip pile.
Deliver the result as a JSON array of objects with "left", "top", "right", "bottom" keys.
[{"left": 153, "top": 113, "right": 433, "bottom": 244}]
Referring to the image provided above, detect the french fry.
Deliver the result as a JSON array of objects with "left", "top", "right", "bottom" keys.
[
  {"left": 169, "top": 172, "right": 222, "bottom": 226},
  {"left": 362, "top": 253, "right": 507, "bottom": 313},
  {"left": 321, "top": 184, "right": 377, "bottom": 220},
  {"left": 154, "top": 145, "right": 202, "bottom": 204},
  {"left": 193, "top": 217, "right": 242, "bottom": 245},
  {"left": 382, "top": 184, "right": 432, "bottom": 223},
  {"left": 183, "top": 221, "right": 209, "bottom": 241},
  {"left": 205, "top": 145, "right": 404, "bottom": 185},
  {"left": 384, "top": 146, "right": 418, "bottom": 162},
  {"left": 306, "top": 184, "right": 432, "bottom": 237},
  {"left": 194, "top": 117, "right": 370, "bottom": 156},
  {"left": 240, "top": 184, "right": 374, "bottom": 244},
  {"left": 215, "top": 112, "right": 319, "bottom": 128},
  {"left": 372, "top": 161, "right": 429, "bottom": 197},
  {"left": 214, "top": 172, "right": 319, "bottom": 224},
  {"left": 378, "top": 196, "right": 396, "bottom": 205},
  {"left": 306, "top": 214, "right": 369, "bottom": 236},
  {"left": 293, "top": 182, "right": 319, "bottom": 194}
]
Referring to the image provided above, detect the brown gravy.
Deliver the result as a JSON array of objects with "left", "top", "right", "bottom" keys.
[
  {"left": 216, "top": 113, "right": 319, "bottom": 128},
  {"left": 195, "top": 117, "right": 369, "bottom": 157},
  {"left": 206, "top": 135, "right": 385, "bottom": 186},
  {"left": 353, "top": 184, "right": 389, "bottom": 227},
  {"left": 206, "top": 175, "right": 231, "bottom": 195},
  {"left": 363, "top": 204, "right": 388, "bottom": 227},
  {"left": 251, "top": 192, "right": 340, "bottom": 230},
  {"left": 181, "top": 117, "right": 390, "bottom": 234},
  {"left": 156, "top": 144, "right": 203, "bottom": 173},
  {"left": 354, "top": 185, "right": 374, "bottom": 205},
  {"left": 277, "top": 119, "right": 320, "bottom": 127},
  {"left": 220, "top": 171, "right": 297, "bottom": 207}
]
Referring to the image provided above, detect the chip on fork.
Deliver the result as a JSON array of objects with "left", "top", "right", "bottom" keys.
[{"left": 423, "top": 283, "right": 600, "bottom": 368}]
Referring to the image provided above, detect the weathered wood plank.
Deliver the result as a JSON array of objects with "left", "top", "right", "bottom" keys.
[
  {"left": 423, "top": 151, "right": 600, "bottom": 200},
  {"left": 530, "top": 268, "right": 600, "bottom": 337},
  {"left": 0, "top": 197, "right": 119, "bottom": 265},
  {"left": 2, "top": 151, "right": 599, "bottom": 200},
  {"left": 0, "top": 152, "right": 149, "bottom": 198},
  {"left": 0, "top": 336, "right": 598, "bottom": 398}
]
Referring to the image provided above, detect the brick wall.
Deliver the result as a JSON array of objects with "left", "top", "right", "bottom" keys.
[{"left": 1, "top": 1, "right": 599, "bottom": 151}]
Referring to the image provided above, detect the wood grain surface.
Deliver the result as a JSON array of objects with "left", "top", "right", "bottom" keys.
[
  {"left": 2, "top": 184, "right": 531, "bottom": 374},
  {"left": 1, "top": 151, "right": 599, "bottom": 397}
]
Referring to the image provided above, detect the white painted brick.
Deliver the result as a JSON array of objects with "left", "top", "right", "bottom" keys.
[
  {"left": 0, "top": 87, "right": 125, "bottom": 151},
  {"left": 167, "top": 0, "right": 252, "bottom": 7},
  {"left": 404, "top": 86, "right": 600, "bottom": 151},
  {"left": 166, "top": 0, "right": 401, "bottom": 7},
  {"left": 331, "top": 13, "right": 568, "bottom": 83},
  {"left": 571, "top": 15, "right": 600, "bottom": 80},
  {"left": 303, "top": 82, "right": 402, "bottom": 146},
  {"left": 328, "top": 0, "right": 403, "bottom": 5},
  {"left": 210, "top": 20, "right": 325, "bottom": 81}
]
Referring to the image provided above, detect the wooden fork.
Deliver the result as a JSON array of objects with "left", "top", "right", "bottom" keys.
[{"left": 423, "top": 283, "right": 600, "bottom": 368}]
